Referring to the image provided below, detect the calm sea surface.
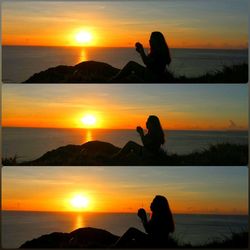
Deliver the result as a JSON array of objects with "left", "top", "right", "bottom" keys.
[
  {"left": 2, "top": 46, "right": 248, "bottom": 82},
  {"left": 2, "top": 128, "right": 248, "bottom": 161},
  {"left": 1, "top": 211, "right": 248, "bottom": 248}
]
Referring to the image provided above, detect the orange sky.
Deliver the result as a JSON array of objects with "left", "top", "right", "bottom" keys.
[
  {"left": 2, "top": 167, "right": 248, "bottom": 215},
  {"left": 2, "top": 1, "right": 248, "bottom": 48},
  {"left": 2, "top": 85, "right": 248, "bottom": 131}
]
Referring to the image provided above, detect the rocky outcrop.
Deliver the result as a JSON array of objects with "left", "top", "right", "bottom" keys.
[
  {"left": 20, "top": 227, "right": 119, "bottom": 248},
  {"left": 23, "top": 60, "right": 174, "bottom": 83},
  {"left": 23, "top": 141, "right": 120, "bottom": 166},
  {"left": 24, "top": 61, "right": 120, "bottom": 83},
  {"left": 21, "top": 140, "right": 168, "bottom": 166}
]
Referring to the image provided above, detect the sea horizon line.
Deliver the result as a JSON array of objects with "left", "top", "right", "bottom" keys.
[
  {"left": 2, "top": 126, "right": 248, "bottom": 132},
  {"left": 2, "top": 45, "right": 249, "bottom": 51},
  {"left": 2, "top": 210, "right": 248, "bottom": 216}
]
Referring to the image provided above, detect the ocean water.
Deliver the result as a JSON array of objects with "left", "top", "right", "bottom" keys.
[
  {"left": 2, "top": 127, "right": 248, "bottom": 162},
  {"left": 2, "top": 46, "right": 248, "bottom": 82},
  {"left": 1, "top": 211, "right": 248, "bottom": 248}
]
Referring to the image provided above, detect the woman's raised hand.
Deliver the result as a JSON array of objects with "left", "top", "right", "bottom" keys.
[
  {"left": 136, "top": 126, "right": 143, "bottom": 135},
  {"left": 137, "top": 208, "right": 147, "bottom": 221},
  {"left": 135, "top": 42, "right": 144, "bottom": 53}
]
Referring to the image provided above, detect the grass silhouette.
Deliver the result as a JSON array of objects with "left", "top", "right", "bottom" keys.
[
  {"left": 2, "top": 142, "right": 248, "bottom": 166},
  {"left": 169, "top": 63, "right": 248, "bottom": 83}
]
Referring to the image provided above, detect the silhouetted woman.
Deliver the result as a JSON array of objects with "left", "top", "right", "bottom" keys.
[
  {"left": 114, "top": 195, "right": 175, "bottom": 247},
  {"left": 111, "top": 31, "right": 171, "bottom": 82},
  {"left": 113, "top": 115, "right": 165, "bottom": 160}
]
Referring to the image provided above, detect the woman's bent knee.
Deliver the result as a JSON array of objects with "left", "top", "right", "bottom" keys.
[
  {"left": 124, "top": 141, "right": 135, "bottom": 148},
  {"left": 128, "top": 140, "right": 135, "bottom": 145},
  {"left": 128, "top": 60, "right": 136, "bottom": 65},
  {"left": 126, "top": 227, "right": 139, "bottom": 236},
  {"left": 127, "top": 61, "right": 138, "bottom": 68}
]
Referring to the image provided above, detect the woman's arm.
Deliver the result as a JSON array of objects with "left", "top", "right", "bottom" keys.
[
  {"left": 135, "top": 42, "right": 152, "bottom": 66},
  {"left": 136, "top": 126, "right": 152, "bottom": 148},
  {"left": 136, "top": 126, "right": 144, "bottom": 137},
  {"left": 137, "top": 208, "right": 151, "bottom": 233},
  {"left": 136, "top": 126, "right": 147, "bottom": 145}
]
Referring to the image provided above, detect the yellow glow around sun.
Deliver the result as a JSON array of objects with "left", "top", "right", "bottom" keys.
[
  {"left": 81, "top": 114, "right": 97, "bottom": 127},
  {"left": 70, "top": 195, "right": 90, "bottom": 210},
  {"left": 75, "top": 30, "right": 92, "bottom": 44}
]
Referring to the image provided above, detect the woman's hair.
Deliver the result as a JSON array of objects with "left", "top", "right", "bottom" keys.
[
  {"left": 149, "top": 31, "right": 171, "bottom": 65},
  {"left": 150, "top": 195, "right": 175, "bottom": 233},
  {"left": 146, "top": 115, "right": 165, "bottom": 145}
]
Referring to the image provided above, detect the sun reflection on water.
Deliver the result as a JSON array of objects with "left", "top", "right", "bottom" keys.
[
  {"left": 78, "top": 49, "right": 88, "bottom": 63},
  {"left": 85, "top": 130, "right": 93, "bottom": 142},
  {"left": 73, "top": 213, "right": 85, "bottom": 230}
]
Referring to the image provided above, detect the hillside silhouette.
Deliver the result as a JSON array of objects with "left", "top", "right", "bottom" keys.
[{"left": 3, "top": 141, "right": 248, "bottom": 166}]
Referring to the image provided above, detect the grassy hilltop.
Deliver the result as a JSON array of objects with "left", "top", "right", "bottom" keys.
[{"left": 2, "top": 142, "right": 248, "bottom": 166}]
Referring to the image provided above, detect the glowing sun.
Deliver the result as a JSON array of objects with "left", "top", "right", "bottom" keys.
[
  {"left": 70, "top": 195, "right": 89, "bottom": 210},
  {"left": 75, "top": 31, "right": 92, "bottom": 44},
  {"left": 81, "top": 115, "right": 97, "bottom": 127}
]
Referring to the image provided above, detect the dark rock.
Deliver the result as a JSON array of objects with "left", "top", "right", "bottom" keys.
[
  {"left": 19, "top": 232, "right": 70, "bottom": 248},
  {"left": 20, "top": 140, "right": 169, "bottom": 166},
  {"left": 24, "top": 65, "right": 74, "bottom": 83},
  {"left": 24, "top": 141, "right": 120, "bottom": 166},
  {"left": 68, "top": 227, "right": 119, "bottom": 248},
  {"left": 24, "top": 61, "right": 120, "bottom": 83},
  {"left": 20, "top": 227, "right": 119, "bottom": 248}
]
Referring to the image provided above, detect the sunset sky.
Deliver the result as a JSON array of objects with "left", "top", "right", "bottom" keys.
[
  {"left": 2, "top": 166, "right": 248, "bottom": 214},
  {"left": 2, "top": 84, "right": 248, "bottom": 130},
  {"left": 2, "top": 0, "right": 248, "bottom": 48}
]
